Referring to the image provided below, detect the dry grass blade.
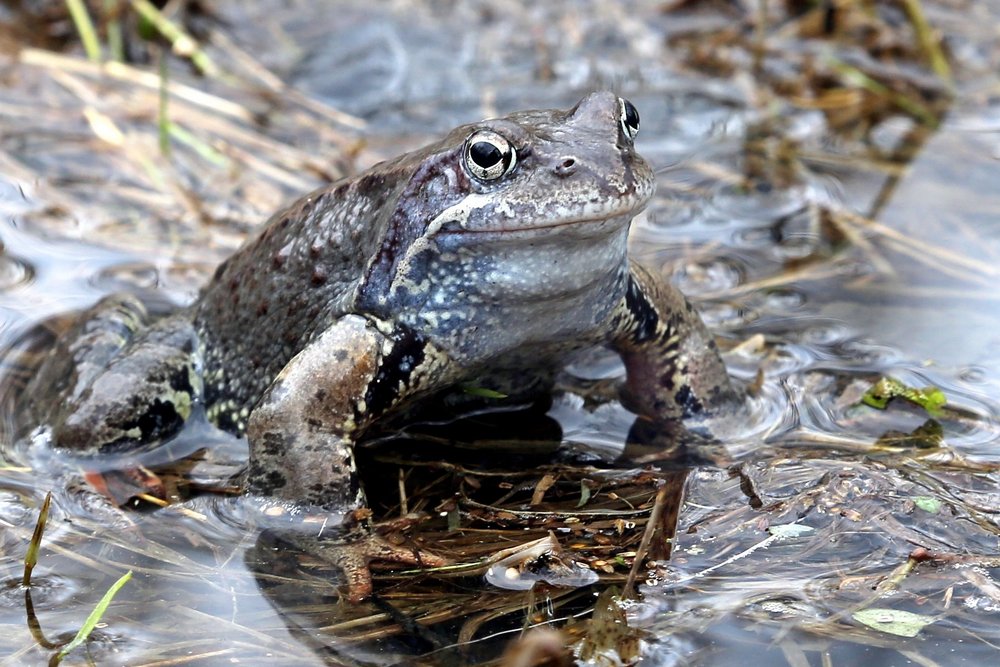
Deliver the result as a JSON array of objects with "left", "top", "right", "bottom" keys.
[
  {"left": 131, "top": 648, "right": 237, "bottom": 667},
  {"left": 622, "top": 483, "right": 669, "bottom": 599},
  {"left": 207, "top": 30, "right": 366, "bottom": 131},
  {"left": 826, "top": 209, "right": 896, "bottom": 277},
  {"left": 959, "top": 569, "right": 1000, "bottom": 605},
  {"left": 456, "top": 589, "right": 585, "bottom": 648},
  {"left": 837, "top": 209, "right": 1000, "bottom": 278},
  {"left": 898, "top": 650, "right": 946, "bottom": 667},
  {"left": 460, "top": 496, "right": 650, "bottom": 520},
  {"left": 699, "top": 260, "right": 851, "bottom": 299},
  {"left": 18, "top": 49, "right": 252, "bottom": 122}
]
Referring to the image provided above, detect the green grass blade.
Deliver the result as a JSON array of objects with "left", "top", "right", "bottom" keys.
[
  {"left": 129, "top": 0, "right": 219, "bottom": 76},
  {"left": 23, "top": 492, "right": 52, "bottom": 588},
  {"left": 461, "top": 385, "right": 508, "bottom": 399},
  {"left": 54, "top": 570, "right": 133, "bottom": 663},
  {"left": 168, "top": 124, "right": 229, "bottom": 166},
  {"left": 900, "top": 0, "right": 953, "bottom": 85},
  {"left": 158, "top": 54, "right": 171, "bottom": 155},
  {"left": 104, "top": 0, "right": 125, "bottom": 62},
  {"left": 827, "top": 58, "right": 941, "bottom": 128},
  {"left": 64, "top": 0, "right": 102, "bottom": 62}
]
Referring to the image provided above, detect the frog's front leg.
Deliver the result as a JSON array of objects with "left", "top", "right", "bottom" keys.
[
  {"left": 609, "top": 261, "right": 738, "bottom": 421},
  {"left": 244, "top": 314, "right": 450, "bottom": 601}
]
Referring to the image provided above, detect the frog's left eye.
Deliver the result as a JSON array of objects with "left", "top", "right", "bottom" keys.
[
  {"left": 618, "top": 98, "right": 640, "bottom": 142},
  {"left": 465, "top": 130, "right": 517, "bottom": 181}
]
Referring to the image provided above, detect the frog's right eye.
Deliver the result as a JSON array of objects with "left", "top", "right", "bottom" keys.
[{"left": 465, "top": 130, "right": 517, "bottom": 181}]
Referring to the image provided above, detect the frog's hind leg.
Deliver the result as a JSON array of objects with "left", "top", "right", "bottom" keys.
[
  {"left": 45, "top": 310, "right": 203, "bottom": 457},
  {"left": 26, "top": 294, "right": 151, "bottom": 414},
  {"left": 22, "top": 295, "right": 202, "bottom": 504}
]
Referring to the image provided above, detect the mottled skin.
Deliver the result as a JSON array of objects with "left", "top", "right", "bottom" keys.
[{"left": 26, "top": 93, "right": 736, "bottom": 599}]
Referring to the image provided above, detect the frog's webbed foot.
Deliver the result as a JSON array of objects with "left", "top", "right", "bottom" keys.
[
  {"left": 312, "top": 528, "right": 449, "bottom": 603},
  {"left": 254, "top": 515, "right": 449, "bottom": 603}
]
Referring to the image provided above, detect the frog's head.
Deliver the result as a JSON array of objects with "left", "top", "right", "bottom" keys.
[
  {"left": 359, "top": 92, "right": 655, "bottom": 345},
  {"left": 430, "top": 91, "right": 655, "bottom": 235}
]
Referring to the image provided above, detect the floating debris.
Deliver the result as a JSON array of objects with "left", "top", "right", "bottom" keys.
[
  {"left": 485, "top": 533, "right": 600, "bottom": 592},
  {"left": 862, "top": 376, "right": 947, "bottom": 415},
  {"left": 852, "top": 608, "right": 936, "bottom": 638}
]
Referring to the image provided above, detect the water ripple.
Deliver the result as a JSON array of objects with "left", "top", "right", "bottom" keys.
[{"left": 0, "top": 253, "right": 34, "bottom": 292}]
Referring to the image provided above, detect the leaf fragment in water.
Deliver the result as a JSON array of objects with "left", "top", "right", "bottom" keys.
[
  {"left": 852, "top": 608, "right": 935, "bottom": 637},
  {"left": 862, "top": 377, "right": 947, "bottom": 416},
  {"left": 912, "top": 495, "right": 942, "bottom": 513},
  {"left": 768, "top": 523, "right": 815, "bottom": 539}
]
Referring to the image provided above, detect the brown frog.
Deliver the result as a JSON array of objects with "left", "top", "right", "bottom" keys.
[{"left": 26, "top": 92, "right": 737, "bottom": 600}]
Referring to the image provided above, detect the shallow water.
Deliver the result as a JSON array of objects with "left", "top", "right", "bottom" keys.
[{"left": 1, "top": 1, "right": 1000, "bottom": 665}]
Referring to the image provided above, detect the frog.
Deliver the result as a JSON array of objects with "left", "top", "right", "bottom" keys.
[{"left": 24, "top": 92, "right": 737, "bottom": 600}]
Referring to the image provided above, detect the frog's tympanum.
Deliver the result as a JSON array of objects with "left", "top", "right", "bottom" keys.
[{"left": 26, "top": 93, "right": 737, "bottom": 600}]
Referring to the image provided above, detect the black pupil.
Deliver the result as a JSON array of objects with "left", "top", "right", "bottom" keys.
[
  {"left": 470, "top": 141, "right": 503, "bottom": 168},
  {"left": 623, "top": 99, "right": 639, "bottom": 132}
]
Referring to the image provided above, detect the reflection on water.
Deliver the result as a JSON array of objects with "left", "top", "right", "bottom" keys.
[
  {"left": 0, "top": 0, "right": 999, "bottom": 665},
  {"left": 818, "top": 124, "right": 1000, "bottom": 377},
  {"left": 637, "top": 458, "right": 1000, "bottom": 665}
]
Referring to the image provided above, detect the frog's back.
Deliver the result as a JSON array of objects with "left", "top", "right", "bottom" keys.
[{"left": 194, "top": 167, "right": 409, "bottom": 431}]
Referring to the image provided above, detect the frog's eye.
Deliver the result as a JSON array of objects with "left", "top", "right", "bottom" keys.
[
  {"left": 618, "top": 98, "right": 640, "bottom": 142},
  {"left": 465, "top": 130, "right": 517, "bottom": 181}
]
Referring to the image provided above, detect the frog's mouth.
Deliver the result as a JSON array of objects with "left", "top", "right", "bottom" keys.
[
  {"left": 433, "top": 195, "right": 651, "bottom": 237},
  {"left": 461, "top": 212, "right": 639, "bottom": 238}
]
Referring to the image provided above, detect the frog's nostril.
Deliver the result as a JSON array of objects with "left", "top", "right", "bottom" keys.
[{"left": 554, "top": 157, "right": 577, "bottom": 177}]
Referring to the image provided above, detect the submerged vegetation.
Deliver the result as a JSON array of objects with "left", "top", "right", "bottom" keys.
[{"left": 18, "top": 492, "right": 132, "bottom": 665}]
